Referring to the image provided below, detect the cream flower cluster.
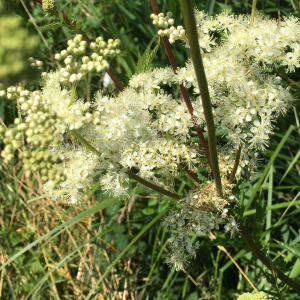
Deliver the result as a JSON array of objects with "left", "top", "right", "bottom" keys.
[
  {"left": 161, "top": 180, "right": 238, "bottom": 271},
  {"left": 44, "top": 144, "right": 100, "bottom": 204}
]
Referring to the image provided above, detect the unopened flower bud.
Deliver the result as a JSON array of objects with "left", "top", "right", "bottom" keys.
[
  {"left": 14, "top": 118, "right": 21, "bottom": 125},
  {"left": 69, "top": 74, "right": 77, "bottom": 83},
  {"left": 36, "top": 61, "right": 43, "bottom": 67}
]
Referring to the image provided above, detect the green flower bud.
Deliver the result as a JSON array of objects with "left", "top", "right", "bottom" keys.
[
  {"left": 32, "top": 164, "right": 39, "bottom": 172},
  {"left": 24, "top": 170, "right": 32, "bottom": 178},
  {"left": 41, "top": 175, "right": 48, "bottom": 181}
]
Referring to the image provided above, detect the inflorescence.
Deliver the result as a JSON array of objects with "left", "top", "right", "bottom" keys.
[{"left": 1, "top": 9, "right": 299, "bottom": 269}]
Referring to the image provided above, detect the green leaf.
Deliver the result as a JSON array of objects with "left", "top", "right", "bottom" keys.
[
  {"left": 68, "top": 1, "right": 73, "bottom": 21},
  {"left": 38, "top": 22, "right": 63, "bottom": 32},
  {"left": 204, "top": 0, "right": 216, "bottom": 16},
  {"left": 58, "top": 10, "right": 64, "bottom": 23},
  {"left": 136, "top": 38, "right": 160, "bottom": 74},
  {"left": 75, "top": 21, "right": 84, "bottom": 30},
  {"left": 186, "top": 291, "right": 198, "bottom": 300},
  {"left": 142, "top": 208, "right": 155, "bottom": 215},
  {"left": 275, "top": 240, "right": 300, "bottom": 260},
  {"left": 273, "top": 257, "right": 286, "bottom": 273}
]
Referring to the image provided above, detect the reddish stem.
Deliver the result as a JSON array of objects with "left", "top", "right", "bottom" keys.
[
  {"left": 228, "top": 146, "right": 241, "bottom": 184},
  {"left": 179, "top": 162, "right": 201, "bottom": 185},
  {"left": 150, "top": 0, "right": 212, "bottom": 169}
]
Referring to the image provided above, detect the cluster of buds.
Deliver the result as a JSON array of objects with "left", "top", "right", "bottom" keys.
[
  {"left": 1, "top": 112, "right": 64, "bottom": 184},
  {"left": 28, "top": 57, "right": 44, "bottom": 70},
  {"left": 54, "top": 34, "right": 121, "bottom": 83},
  {"left": 0, "top": 83, "right": 29, "bottom": 101},
  {"left": 55, "top": 34, "right": 87, "bottom": 59},
  {"left": 42, "top": 0, "right": 56, "bottom": 12},
  {"left": 150, "top": 12, "right": 186, "bottom": 44},
  {"left": 0, "top": 103, "right": 64, "bottom": 185}
]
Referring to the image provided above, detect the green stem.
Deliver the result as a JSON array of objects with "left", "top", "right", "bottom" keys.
[
  {"left": 70, "top": 129, "right": 182, "bottom": 200},
  {"left": 250, "top": 0, "right": 257, "bottom": 26},
  {"left": 69, "top": 82, "right": 79, "bottom": 106},
  {"left": 70, "top": 129, "right": 101, "bottom": 155},
  {"left": 179, "top": 0, "right": 222, "bottom": 196},
  {"left": 126, "top": 169, "right": 182, "bottom": 200}
]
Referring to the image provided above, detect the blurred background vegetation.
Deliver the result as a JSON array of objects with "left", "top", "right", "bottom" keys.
[{"left": 1, "top": 0, "right": 300, "bottom": 299}]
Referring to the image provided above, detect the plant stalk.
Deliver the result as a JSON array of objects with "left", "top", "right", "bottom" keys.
[
  {"left": 250, "top": 0, "right": 257, "bottom": 26},
  {"left": 179, "top": 0, "right": 222, "bottom": 196},
  {"left": 228, "top": 146, "right": 241, "bottom": 184},
  {"left": 238, "top": 220, "right": 300, "bottom": 293},
  {"left": 69, "top": 82, "right": 79, "bottom": 106}
]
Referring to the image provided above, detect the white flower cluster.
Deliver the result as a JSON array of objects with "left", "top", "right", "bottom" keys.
[
  {"left": 138, "top": 11, "right": 297, "bottom": 150},
  {"left": 41, "top": 72, "right": 91, "bottom": 131},
  {"left": 44, "top": 144, "right": 100, "bottom": 204},
  {"left": 77, "top": 88, "right": 199, "bottom": 197},
  {"left": 161, "top": 180, "right": 238, "bottom": 270},
  {"left": 0, "top": 83, "right": 28, "bottom": 100},
  {"left": 1, "top": 10, "right": 299, "bottom": 266}
]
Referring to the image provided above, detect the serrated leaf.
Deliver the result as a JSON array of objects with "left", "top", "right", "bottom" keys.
[
  {"left": 275, "top": 240, "right": 300, "bottom": 259},
  {"left": 75, "top": 21, "right": 84, "bottom": 30},
  {"left": 136, "top": 38, "right": 160, "bottom": 74},
  {"left": 68, "top": 1, "right": 73, "bottom": 20},
  {"left": 58, "top": 10, "right": 64, "bottom": 23},
  {"left": 38, "top": 22, "right": 62, "bottom": 32},
  {"left": 273, "top": 257, "right": 286, "bottom": 273}
]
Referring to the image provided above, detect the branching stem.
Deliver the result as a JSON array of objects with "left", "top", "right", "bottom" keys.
[{"left": 179, "top": 0, "right": 222, "bottom": 196}]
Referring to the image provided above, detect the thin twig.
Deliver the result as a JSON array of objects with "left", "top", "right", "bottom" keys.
[
  {"left": 210, "top": 233, "right": 258, "bottom": 293},
  {"left": 179, "top": 162, "right": 201, "bottom": 185},
  {"left": 275, "top": 191, "right": 300, "bottom": 226},
  {"left": 228, "top": 146, "right": 241, "bottom": 184},
  {"left": 20, "top": 0, "right": 50, "bottom": 50}
]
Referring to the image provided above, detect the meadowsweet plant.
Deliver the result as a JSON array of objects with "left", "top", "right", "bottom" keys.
[{"left": 1, "top": 0, "right": 300, "bottom": 295}]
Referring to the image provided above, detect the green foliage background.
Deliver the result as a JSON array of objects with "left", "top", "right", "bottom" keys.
[{"left": 1, "top": 0, "right": 300, "bottom": 299}]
